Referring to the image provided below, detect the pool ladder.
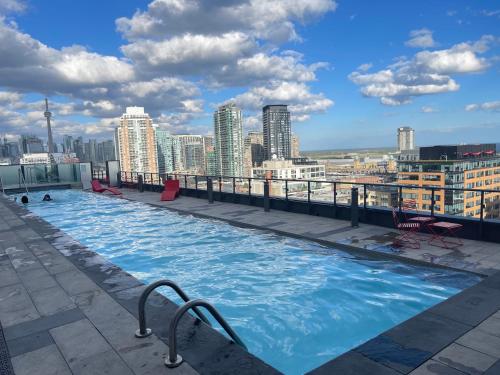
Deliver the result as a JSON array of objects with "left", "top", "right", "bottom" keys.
[{"left": 135, "top": 279, "right": 247, "bottom": 368}]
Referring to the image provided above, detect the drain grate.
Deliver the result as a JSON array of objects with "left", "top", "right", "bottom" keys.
[{"left": 0, "top": 322, "right": 14, "bottom": 375}]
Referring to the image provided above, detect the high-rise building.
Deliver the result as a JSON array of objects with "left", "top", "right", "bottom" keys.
[
  {"left": 63, "top": 135, "right": 74, "bottom": 153},
  {"left": 214, "top": 103, "right": 244, "bottom": 176},
  {"left": 20, "top": 135, "right": 44, "bottom": 154},
  {"left": 263, "top": 104, "right": 291, "bottom": 160},
  {"left": 115, "top": 107, "right": 158, "bottom": 176},
  {"left": 84, "top": 139, "right": 98, "bottom": 163},
  {"left": 397, "top": 126, "right": 415, "bottom": 151},
  {"left": 96, "top": 140, "right": 115, "bottom": 163},
  {"left": 156, "top": 129, "right": 175, "bottom": 174},
  {"left": 176, "top": 135, "right": 205, "bottom": 172},
  {"left": 73, "top": 137, "right": 84, "bottom": 161},
  {"left": 184, "top": 143, "right": 205, "bottom": 172},
  {"left": 398, "top": 144, "right": 500, "bottom": 218},
  {"left": 243, "top": 132, "right": 265, "bottom": 177},
  {"left": 291, "top": 133, "right": 300, "bottom": 158},
  {"left": 203, "top": 136, "right": 215, "bottom": 174}
]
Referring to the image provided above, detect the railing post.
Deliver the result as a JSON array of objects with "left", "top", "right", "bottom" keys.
[
  {"left": 333, "top": 182, "right": 337, "bottom": 218},
  {"left": 232, "top": 177, "right": 236, "bottom": 202},
  {"left": 431, "top": 188, "right": 435, "bottom": 217},
  {"left": 398, "top": 186, "right": 403, "bottom": 213},
  {"left": 195, "top": 175, "right": 198, "bottom": 191},
  {"left": 285, "top": 179, "right": 289, "bottom": 211},
  {"left": 137, "top": 174, "right": 144, "bottom": 192},
  {"left": 479, "top": 190, "right": 485, "bottom": 239},
  {"left": 307, "top": 180, "right": 311, "bottom": 214},
  {"left": 263, "top": 180, "right": 270, "bottom": 212},
  {"left": 117, "top": 172, "right": 122, "bottom": 188},
  {"left": 184, "top": 175, "right": 187, "bottom": 188},
  {"left": 218, "top": 176, "right": 222, "bottom": 193},
  {"left": 248, "top": 178, "right": 252, "bottom": 198},
  {"left": 207, "top": 177, "right": 213, "bottom": 204},
  {"left": 363, "top": 184, "right": 367, "bottom": 209},
  {"left": 351, "top": 187, "right": 359, "bottom": 227}
]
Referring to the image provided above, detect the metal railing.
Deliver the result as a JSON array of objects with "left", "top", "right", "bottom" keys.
[
  {"left": 119, "top": 170, "right": 500, "bottom": 222},
  {"left": 165, "top": 299, "right": 247, "bottom": 368},
  {"left": 135, "top": 279, "right": 211, "bottom": 338}
]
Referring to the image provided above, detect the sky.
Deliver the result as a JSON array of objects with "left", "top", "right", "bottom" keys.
[{"left": 0, "top": 0, "right": 499, "bottom": 150}]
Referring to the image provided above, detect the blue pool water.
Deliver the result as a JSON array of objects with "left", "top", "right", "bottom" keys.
[{"left": 18, "top": 190, "right": 480, "bottom": 374}]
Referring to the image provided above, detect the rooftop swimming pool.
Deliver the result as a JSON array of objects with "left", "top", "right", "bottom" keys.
[{"left": 17, "top": 189, "right": 480, "bottom": 374}]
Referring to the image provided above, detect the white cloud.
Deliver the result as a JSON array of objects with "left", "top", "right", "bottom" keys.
[
  {"left": 349, "top": 36, "right": 495, "bottom": 106},
  {"left": 116, "top": 0, "right": 337, "bottom": 43},
  {"left": 465, "top": 101, "right": 500, "bottom": 112},
  {"left": 357, "top": 63, "right": 372, "bottom": 72},
  {"left": 0, "top": 0, "right": 25, "bottom": 14},
  {"left": 405, "top": 28, "right": 437, "bottom": 48},
  {"left": 421, "top": 105, "right": 437, "bottom": 113},
  {"left": 0, "top": 19, "right": 135, "bottom": 92},
  {"left": 122, "top": 32, "right": 256, "bottom": 75},
  {"left": 227, "top": 81, "right": 333, "bottom": 121}
]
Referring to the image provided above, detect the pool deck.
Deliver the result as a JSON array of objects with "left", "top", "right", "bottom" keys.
[{"left": 1, "top": 188, "right": 500, "bottom": 374}]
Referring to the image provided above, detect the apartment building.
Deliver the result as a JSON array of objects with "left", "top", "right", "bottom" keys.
[
  {"left": 115, "top": 107, "right": 158, "bottom": 178},
  {"left": 398, "top": 144, "right": 500, "bottom": 218}
]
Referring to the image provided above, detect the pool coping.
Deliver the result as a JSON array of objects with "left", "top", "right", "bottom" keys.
[{"left": 7, "top": 190, "right": 500, "bottom": 374}]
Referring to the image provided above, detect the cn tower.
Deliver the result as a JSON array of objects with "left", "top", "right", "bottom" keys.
[{"left": 44, "top": 98, "right": 55, "bottom": 154}]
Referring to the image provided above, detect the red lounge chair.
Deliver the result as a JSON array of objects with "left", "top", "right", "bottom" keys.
[
  {"left": 392, "top": 207, "right": 421, "bottom": 249},
  {"left": 91, "top": 180, "right": 122, "bottom": 195},
  {"left": 160, "top": 179, "right": 180, "bottom": 201}
]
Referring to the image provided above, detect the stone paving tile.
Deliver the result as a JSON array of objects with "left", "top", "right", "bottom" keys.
[
  {"left": 70, "top": 349, "right": 134, "bottom": 375},
  {"left": 3, "top": 308, "right": 85, "bottom": 341},
  {"left": 18, "top": 272, "right": 58, "bottom": 293},
  {"left": 49, "top": 319, "right": 113, "bottom": 365},
  {"left": 484, "top": 360, "right": 500, "bottom": 375},
  {"left": 427, "top": 285, "right": 500, "bottom": 326},
  {"left": 456, "top": 329, "right": 500, "bottom": 359},
  {"left": 307, "top": 351, "right": 400, "bottom": 375},
  {"left": 37, "top": 252, "right": 77, "bottom": 275},
  {"left": 55, "top": 269, "right": 100, "bottom": 296},
  {"left": 409, "top": 359, "right": 468, "bottom": 375},
  {"left": 11, "top": 344, "right": 72, "bottom": 375},
  {"left": 30, "top": 285, "right": 76, "bottom": 316},
  {"left": 433, "top": 343, "right": 497, "bottom": 375},
  {"left": 476, "top": 316, "right": 500, "bottom": 338},
  {"left": 6, "top": 329, "right": 54, "bottom": 357},
  {"left": 0, "top": 263, "right": 20, "bottom": 287},
  {"left": 0, "top": 283, "right": 40, "bottom": 327}
]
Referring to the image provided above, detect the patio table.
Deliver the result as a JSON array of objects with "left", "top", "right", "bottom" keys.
[{"left": 428, "top": 222, "right": 463, "bottom": 249}]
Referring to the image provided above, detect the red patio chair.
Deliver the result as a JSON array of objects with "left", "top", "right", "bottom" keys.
[
  {"left": 91, "top": 180, "right": 122, "bottom": 195},
  {"left": 392, "top": 207, "right": 421, "bottom": 249},
  {"left": 160, "top": 179, "right": 180, "bottom": 201}
]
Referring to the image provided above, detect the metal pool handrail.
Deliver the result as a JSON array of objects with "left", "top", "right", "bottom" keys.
[
  {"left": 165, "top": 299, "right": 247, "bottom": 368},
  {"left": 135, "top": 279, "right": 211, "bottom": 338}
]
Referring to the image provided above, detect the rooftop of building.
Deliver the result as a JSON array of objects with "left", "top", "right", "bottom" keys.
[{"left": 2, "top": 186, "right": 500, "bottom": 375}]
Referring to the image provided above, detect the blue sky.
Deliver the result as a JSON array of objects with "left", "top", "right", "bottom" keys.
[{"left": 0, "top": 0, "right": 499, "bottom": 150}]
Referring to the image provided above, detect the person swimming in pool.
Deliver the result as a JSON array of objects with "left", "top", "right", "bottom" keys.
[
  {"left": 42, "top": 194, "right": 52, "bottom": 201},
  {"left": 21, "top": 195, "right": 29, "bottom": 204}
]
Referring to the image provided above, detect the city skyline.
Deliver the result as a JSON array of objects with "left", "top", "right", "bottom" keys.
[{"left": 0, "top": 0, "right": 498, "bottom": 150}]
